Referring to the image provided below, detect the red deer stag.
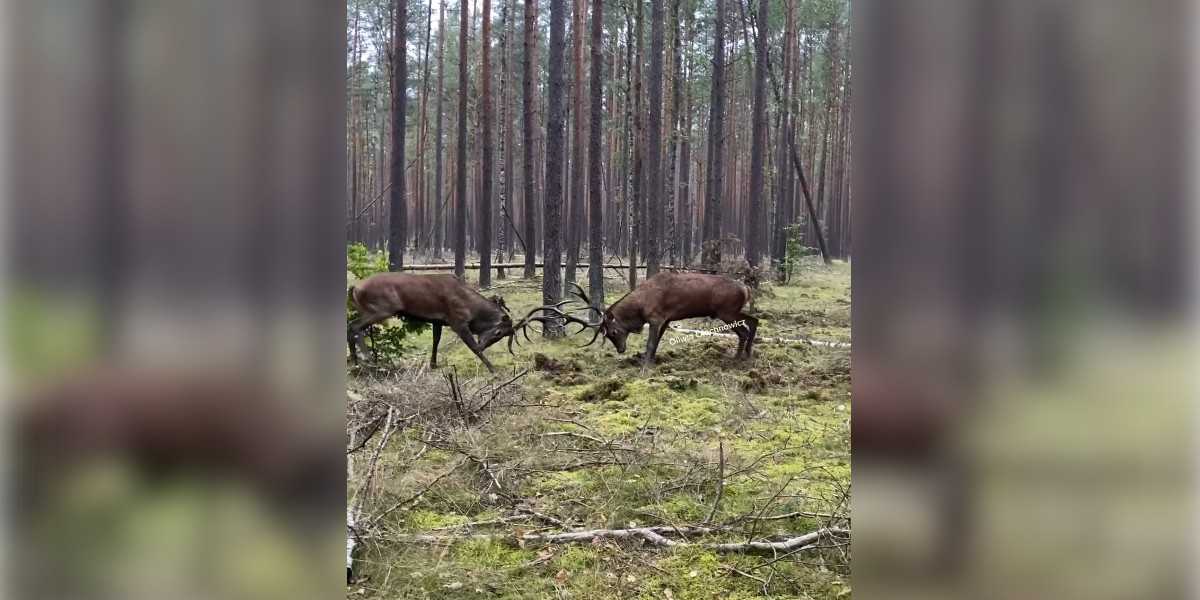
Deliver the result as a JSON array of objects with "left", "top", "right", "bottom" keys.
[
  {"left": 347, "top": 274, "right": 514, "bottom": 373},
  {"left": 521, "top": 275, "right": 759, "bottom": 366}
]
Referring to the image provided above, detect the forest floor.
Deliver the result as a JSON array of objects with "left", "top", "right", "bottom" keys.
[{"left": 347, "top": 257, "right": 851, "bottom": 599}]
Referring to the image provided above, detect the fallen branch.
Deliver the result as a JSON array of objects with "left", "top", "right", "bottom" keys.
[
  {"left": 372, "top": 525, "right": 849, "bottom": 555},
  {"left": 669, "top": 326, "right": 850, "bottom": 349},
  {"left": 367, "top": 457, "right": 470, "bottom": 527}
]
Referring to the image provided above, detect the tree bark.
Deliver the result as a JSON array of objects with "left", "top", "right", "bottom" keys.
[
  {"left": 478, "top": 0, "right": 495, "bottom": 287},
  {"left": 645, "top": 0, "right": 665, "bottom": 276},
  {"left": 629, "top": 0, "right": 644, "bottom": 289},
  {"left": 414, "top": 0, "right": 433, "bottom": 252},
  {"left": 497, "top": 0, "right": 513, "bottom": 275},
  {"left": 587, "top": 0, "right": 605, "bottom": 308},
  {"left": 745, "top": 0, "right": 769, "bottom": 267},
  {"left": 433, "top": 0, "right": 447, "bottom": 259},
  {"left": 702, "top": 0, "right": 727, "bottom": 267},
  {"left": 565, "top": 0, "right": 586, "bottom": 286},
  {"left": 543, "top": 0, "right": 568, "bottom": 335},
  {"left": 388, "top": 0, "right": 409, "bottom": 271},
  {"left": 522, "top": 0, "right": 539, "bottom": 278},
  {"left": 455, "top": 0, "right": 469, "bottom": 278}
]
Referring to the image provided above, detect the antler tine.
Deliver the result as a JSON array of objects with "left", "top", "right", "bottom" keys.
[
  {"left": 581, "top": 326, "right": 603, "bottom": 347},
  {"left": 567, "top": 282, "right": 591, "bottom": 307},
  {"left": 535, "top": 305, "right": 600, "bottom": 328}
]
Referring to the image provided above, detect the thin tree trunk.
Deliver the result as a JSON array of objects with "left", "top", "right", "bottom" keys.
[
  {"left": 645, "top": 0, "right": 664, "bottom": 276},
  {"left": 388, "top": 0, "right": 409, "bottom": 270},
  {"left": 702, "top": 0, "right": 727, "bottom": 267},
  {"left": 587, "top": 0, "right": 605, "bottom": 307},
  {"left": 455, "top": 0, "right": 469, "bottom": 277},
  {"left": 479, "top": 0, "right": 495, "bottom": 287},
  {"left": 543, "top": 0, "right": 567, "bottom": 335},
  {"left": 565, "top": 0, "right": 586, "bottom": 286},
  {"left": 745, "top": 0, "right": 768, "bottom": 268},
  {"left": 522, "top": 0, "right": 539, "bottom": 278},
  {"left": 629, "top": 0, "right": 644, "bottom": 288},
  {"left": 434, "top": 0, "right": 447, "bottom": 259},
  {"left": 497, "top": 0, "right": 512, "bottom": 275}
]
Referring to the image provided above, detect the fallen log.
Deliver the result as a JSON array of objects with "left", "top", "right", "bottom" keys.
[
  {"left": 372, "top": 526, "right": 849, "bottom": 555},
  {"left": 669, "top": 326, "right": 851, "bottom": 349}
]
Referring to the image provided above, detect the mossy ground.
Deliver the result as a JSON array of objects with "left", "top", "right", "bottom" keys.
[{"left": 348, "top": 258, "right": 850, "bottom": 599}]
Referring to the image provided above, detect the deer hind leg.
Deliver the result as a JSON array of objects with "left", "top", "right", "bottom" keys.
[
  {"left": 738, "top": 314, "right": 760, "bottom": 359},
  {"left": 450, "top": 323, "right": 497, "bottom": 374},
  {"left": 715, "top": 312, "right": 744, "bottom": 357},
  {"left": 429, "top": 323, "right": 443, "bottom": 369}
]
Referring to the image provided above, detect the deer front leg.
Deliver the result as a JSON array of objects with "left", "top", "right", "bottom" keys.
[
  {"left": 450, "top": 323, "right": 497, "bottom": 374},
  {"left": 643, "top": 321, "right": 666, "bottom": 367},
  {"left": 429, "top": 323, "right": 443, "bottom": 369},
  {"left": 348, "top": 312, "right": 390, "bottom": 364}
]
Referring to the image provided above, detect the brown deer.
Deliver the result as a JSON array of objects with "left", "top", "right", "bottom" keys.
[
  {"left": 347, "top": 273, "right": 514, "bottom": 373},
  {"left": 521, "top": 275, "right": 759, "bottom": 366}
]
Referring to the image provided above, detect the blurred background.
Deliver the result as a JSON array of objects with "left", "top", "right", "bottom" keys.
[
  {"left": 1, "top": 0, "right": 1195, "bottom": 598},
  {"left": 4, "top": 1, "right": 346, "bottom": 598},
  {"left": 853, "top": 1, "right": 1193, "bottom": 599}
]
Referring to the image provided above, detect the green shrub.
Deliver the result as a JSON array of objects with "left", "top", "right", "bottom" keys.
[
  {"left": 347, "top": 243, "right": 389, "bottom": 280},
  {"left": 780, "top": 223, "right": 817, "bottom": 283}
]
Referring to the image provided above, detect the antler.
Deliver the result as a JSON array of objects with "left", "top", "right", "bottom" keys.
[
  {"left": 567, "top": 281, "right": 605, "bottom": 321},
  {"left": 507, "top": 295, "right": 603, "bottom": 353}
]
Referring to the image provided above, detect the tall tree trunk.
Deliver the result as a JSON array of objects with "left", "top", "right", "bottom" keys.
[
  {"left": 678, "top": 7, "right": 695, "bottom": 265},
  {"left": 388, "top": 0, "right": 409, "bottom": 270},
  {"left": 434, "top": 0, "right": 447, "bottom": 259},
  {"left": 543, "top": 0, "right": 567, "bottom": 335},
  {"left": 702, "top": 0, "right": 727, "bottom": 267},
  {"left": 565, "top": 0, "right": 586, "bottom": 286},
  {"left": 666, "top": 0, "right": 684, "bottom": 267},
  {"left": 455, "top": 0, "right": 469, "bottom": 277},
  {"left": 771, "top": 0, "right": 794, "bottom": 272},
  {"left": 478, "top": 0, "right": 495, "bottom": 287},
  {"left": 414, "top": 0, "right": 434, "bottom": 253},
  {"left": 619, "top": 17, "right": 633, "bottom": 261},
  {"left": 522, "top": 0, "right": 539, "bottom": 278},
  {"left": 629, "top": 0, "right": 644, "bottom": 289},
  {"left": 745, "top": 0, "right": 768, "bottom": 267},
  {"left": 645, "top": 0, "right": 664, "bottom": 276},
  {"left": 497, "top": 0, "right": 512, "bottom": 276},
  {"left": 587, "top": 0, "right": 605, "bottom": 307}
]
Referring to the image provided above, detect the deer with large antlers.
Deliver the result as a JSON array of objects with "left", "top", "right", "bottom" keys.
[
  {"left": 514, "top": 274, "right": 759, "bottom": 367},
  {"left": 348, "top": 274, "right": 514, "bottom": 373}
]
